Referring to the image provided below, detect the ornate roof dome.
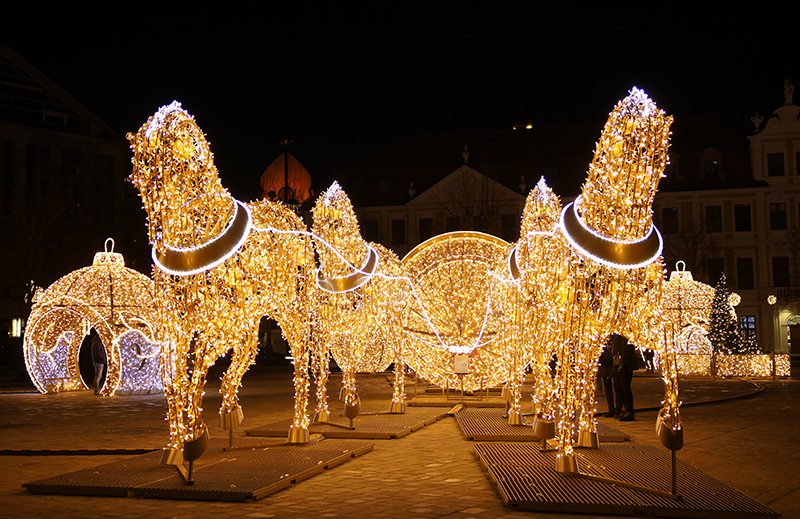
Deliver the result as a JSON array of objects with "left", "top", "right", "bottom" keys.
[{"left": 260, "top": 151, "right": 313, "bottom": 204}]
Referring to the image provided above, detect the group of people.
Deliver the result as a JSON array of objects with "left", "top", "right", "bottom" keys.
[{"left": 596, "top": 334, "right": 640, "bottom": 421}]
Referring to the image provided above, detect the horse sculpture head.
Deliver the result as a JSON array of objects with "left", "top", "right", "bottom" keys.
[
  {"left": 127, "top": 102, "right": 235, "bottom": 257},
  {"left": 562, "top": 87, "right": 672, "bottom": 270},
  {"left": 311, "top": 182, "right": 373, "bottom": 280}
]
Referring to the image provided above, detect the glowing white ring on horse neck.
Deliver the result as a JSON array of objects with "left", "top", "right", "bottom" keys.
[
  {"left": 152, "top": 200, "right": 252, "bottom": 276},
  {"left": 560, "top": 200, "right": 663, "bottom": 270}
]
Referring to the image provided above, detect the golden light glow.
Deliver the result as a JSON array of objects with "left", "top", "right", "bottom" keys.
[
  {"left": 128, "top": 103, "right": 316, "bottom": 458},
  {"left": 663, "top": 262, "right": 716, "bottom": 355},
  {"left": 126, "top": 91, "right": 686, "bottom": 471},
  {"left": 664, "top": 262, "right": 771, "bottom": 376},
  {"left": 400, "top": 231, "right": 515, "bottom": 391},
  {"left": 528, "top": 88, "right": 681, "bottom": 464},
  {"left": 311, "top": 184, "right": 404, "bottom": 412}
]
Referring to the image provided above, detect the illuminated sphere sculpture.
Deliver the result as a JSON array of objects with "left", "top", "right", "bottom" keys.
[{"left": 23, "top": 239, "right": 160, "bottom": 396}]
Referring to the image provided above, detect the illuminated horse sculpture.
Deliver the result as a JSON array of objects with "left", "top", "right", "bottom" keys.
[
  {"left": 128, "top": 103, "right": 316, "bottom": 480},
  {"left": 310, "top": 183, "right": 406, "bottom": 422},
  {"left": 514, "top": 88, "right": 683, "bottom": 474},
  {"left": 505, "top": 177, "right": 564, "bottom": 428}
]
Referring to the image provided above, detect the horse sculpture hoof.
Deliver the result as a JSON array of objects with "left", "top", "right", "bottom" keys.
[
  {"left": 345, "top": 399, "right": 361, "bottom": 419},
  {"left": 288, "top": 426, "right": 310, "bottom": 444},
  {"left": 220, "top": 406, "right": 244, "bottom": 430},
  {"left": 556, "top": 455, "right": 580, "bottom": 474},
  {"left": 577, "top": 430, "right": 600, "bottom": 448},
  {"left": 533, "top": 417, "right": 556, "bottom": 439},
  {"left": 656, "top": 417, "right": 684, "bottom": 451},
  {"left": 183, "top": 428, "right": 209, "bottom": 462}
]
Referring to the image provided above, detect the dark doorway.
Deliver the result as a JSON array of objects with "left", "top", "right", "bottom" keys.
[{"left": 78, "top": 331, "right": 106, "bottom": 391}]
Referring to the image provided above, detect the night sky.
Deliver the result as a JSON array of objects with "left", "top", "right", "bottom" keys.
[{"left": 4, "top": 6, "right": 799, "bottom": 201}]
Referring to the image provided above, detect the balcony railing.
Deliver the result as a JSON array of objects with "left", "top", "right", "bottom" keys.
[{"left": 777, "top": 287, "right": 800, "bottom": 298}]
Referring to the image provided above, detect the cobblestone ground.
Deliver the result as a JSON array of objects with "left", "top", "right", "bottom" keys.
[{"left": 0, "top": 365, "right": 797, "bottom": 518}]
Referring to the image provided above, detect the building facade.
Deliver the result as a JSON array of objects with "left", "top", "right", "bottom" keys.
[
  {"left": 335, "top": 88, "right": 800, "bottom": 357},
  {"left": 656, "top": 101, "right": 800, "bottom": 354},
  {"left": 0, "top": 44, "right": 146, "bottom": 372}
]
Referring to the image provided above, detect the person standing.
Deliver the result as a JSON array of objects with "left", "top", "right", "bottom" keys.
[
  {"left": 597, "top": 341, "right": 615, "bottom": 417},
  {"left": 611, "top": 334, "right": 639, "bottom": 421},
  {"left": 91, "top": 330, "right": 106, "bottom": 395}
]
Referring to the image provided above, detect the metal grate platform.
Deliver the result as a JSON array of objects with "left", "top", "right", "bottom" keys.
[
  {"left": 407, "top": 395, "right": 507, "bottom": 407},
  {"left": 456, "top": 408, "right": 630, "bottom": 442},
  {"left": 246, "top": 406, "right": 448, "bottom": 439},
  {"left": 474, "top": 442, "right": 779, "bottom": 518},
  {"left": 24, "top": 437, "right": 373, "bottom": 502}
]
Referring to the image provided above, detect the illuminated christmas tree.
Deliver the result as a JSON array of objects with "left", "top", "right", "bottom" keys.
[{"left": 708, "top": 273, "right": 744, "bottom": 354}]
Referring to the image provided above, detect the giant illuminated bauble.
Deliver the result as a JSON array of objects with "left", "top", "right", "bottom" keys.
[
  {"left": 23, "top": 240, "right": 161, "bottom": 396},
  {"left": 400, "top": 231, "right": 515, "bottom": 390}
]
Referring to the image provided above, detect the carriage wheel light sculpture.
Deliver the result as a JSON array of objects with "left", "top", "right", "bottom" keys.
[
  {"left": 400, "top": 231, "right": 516, "bottom": 392},
  {"left": 23, "top": 239, "right": 161, "bottom": 396}
]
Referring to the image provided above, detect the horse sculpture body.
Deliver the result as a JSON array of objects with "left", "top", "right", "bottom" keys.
[
  {"left": 128, "top": 103, "right": 315, "bottom": 475},
  {"left": 311, "top": 183, "right": 406, "bottom": 419},
  {"left": 516, "top": 88, "right": 683, "bottom": 472}
]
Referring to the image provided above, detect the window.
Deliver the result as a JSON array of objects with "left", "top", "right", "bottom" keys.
[
  {"left": 703, "top": 159, "right": 719, "bottom": 180},
  {"left": 354, "top": 181, "right": 367, "bottom": 200},
  {"left": 734, "top": 204, "right": 751, "bottom": 231},
  {"left": 379, "top": 177, "right": 393, "bottom": 198},
  {"left": 391, "top": 219, "right": 406, "bottom": 245},
  {"left": 736, "top": 258, "right": 754, "bottom": 290},
  {"left": 767, "top": 153, "right": 785, "bottom": 176},
  {"left": 418, "top": 218, "right": 433, "bottom": 243},
  {"left": 739, "top": 315, "right": 756, "bottom": 341},
  {"left": 446, "top": 216, "right": 460, "bottom": 232},
  {"left": 707, "top": 258, "right": 724, "bottom": 285},
  {"left": 42, "top": 111, "right": 67, "bottom": 126},
  {"left": 25, "top": 144, "right": 35, "bottom": 186},
  {"left": 472, "top": 215, "right": 489, "bottom": 232},
  {"left": 363, "top": 220, "right": 380, "bottom": 243},
  {"left": 661, "top": 207, "right": 678, "bottom": 234},
  {"left": 770, "top": 202, "right": 787, "bottom": 230},
  {"left": 705, "top": 205, "right": 722, "bottom": 232},
  {"left": 773, "top": 256, "right": 790, "bottom": 287}
]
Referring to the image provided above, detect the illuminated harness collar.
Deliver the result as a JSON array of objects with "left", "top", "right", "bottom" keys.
[
  {"left": 153, "top": 200, "right": 252, "bottom": 276},
  {"left": 317, "top": 246, "right": 379, "bottom": 293},
  {"left": 560, "top": 197, "right": 662, "bottom": 270}
]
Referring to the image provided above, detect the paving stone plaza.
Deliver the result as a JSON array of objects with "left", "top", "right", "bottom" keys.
[{"left": 0, "top": 365, "right": 797, "bottom": 518}]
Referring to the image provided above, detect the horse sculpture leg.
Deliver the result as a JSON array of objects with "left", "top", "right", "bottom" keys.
[
  {"left": 219, "top": 326, "right": 259, "bottom": 435},
  {"left": 389, "top": 349, "right": 405, "bottom": 413},
  {"left": 313, "top": 335, "right": 331, "bottom": 422}
]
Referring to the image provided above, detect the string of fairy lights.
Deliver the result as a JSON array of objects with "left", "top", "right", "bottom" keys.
[
  {"left": 80, "top": 90, "right": 775, "bottom": 473},
  {"left": 664, "top": 262, "right": 789, "bottom": 377},
  {"left": 125, "top": 95, "right": 681, "bottom": 470}
]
